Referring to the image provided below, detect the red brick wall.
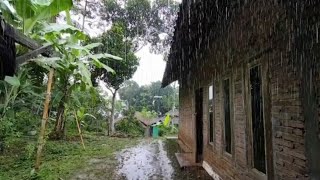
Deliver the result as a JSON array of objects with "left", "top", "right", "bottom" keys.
[
  {"left": 270, "top": 55, "right": 307, "bottom": 179},
  {"left": 178, "top": 80, "right": 196, "bottom": 161},
  {"left": 176, "top": 0, "right": 319, "bottom": 179},
  {"left": 232, "top": 67, "right": 246, "bottom": 168}
]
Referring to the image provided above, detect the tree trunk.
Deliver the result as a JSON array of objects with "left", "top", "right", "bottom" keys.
[
  {"left": 109, "top": 90, "right": 117, "bottom": 135},
  {"left": 35, "top": 69, "right": 54, "bottom": 171},
  {"left": 49, "top": 85, "right": 68, "bottom": 140},
  {"left": 49, "top": 100, "right": 66, "bottom": 140},
  {"left": 74, "top": 111, "right": 85, "bottom": 149},
  {"left": 82, "top": 0, "right": 88, "bottom": 31}
]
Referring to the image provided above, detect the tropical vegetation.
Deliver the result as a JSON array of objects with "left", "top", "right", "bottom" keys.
[{"left": 0, "top": 0, "right": 179, "bottom": 178}]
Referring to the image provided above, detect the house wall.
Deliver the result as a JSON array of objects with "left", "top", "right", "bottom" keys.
[
  {"left": 177, "top": 1, "right": 320, "bottom": 179},
  {"left": 178, "top": 84, "right": 195, "bottom": 161}
]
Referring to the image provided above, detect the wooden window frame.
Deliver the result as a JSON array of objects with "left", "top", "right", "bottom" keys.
[
  {"left": 245, "top": 58, "right": 273, "bottom": 180},
  {"left": 208, "top": 83, "right": 215, "bottom": 146},
  {"left": 221, "top": 76, "right": 234, "bottom": 157},
  {"left": 249, "top": 64, "right": 266, "bottom": 173}
]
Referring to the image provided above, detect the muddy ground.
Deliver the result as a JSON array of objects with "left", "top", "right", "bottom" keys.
[{"left": 72, "top": 138, "right": 212, "bottom": 180}]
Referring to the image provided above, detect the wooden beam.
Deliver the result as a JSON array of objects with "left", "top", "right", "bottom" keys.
[
  {"left": 10, "top": 28, "right": 51, "bottom": 57},
  {"left": 9, "top": 27, "right": 40, "bottom": 49},
  {"left": 1, "top": 18, "right": 51, "bottom": 57},
  {"left": 16, "top": 45, "right": 52, "bottom": 65}
]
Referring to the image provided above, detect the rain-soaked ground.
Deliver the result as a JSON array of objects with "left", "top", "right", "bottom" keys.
[
  {"left": 115, "top": 139, "right": 174, "bottom": 179},
  {"left": 72, "top": 138, "right": 212, "bottom": 180}
]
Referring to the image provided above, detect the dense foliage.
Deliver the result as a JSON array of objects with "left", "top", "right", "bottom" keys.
[
  {"left": 90, "top": 23, "right": 139, "bottom": 88},
  {"left": 115, "top": 118, "right": 145, "bottom": 136},
  {"left": 0, "top": 0, "right": 123, "bottom": 175},
  {"left": 89, "top": 22, "right": 139, "bottom": 134},
  {"left": 0, "top": 0, "right": 180, "bottom": 178},
  {"left": 0, "top": 135, "right": 139, "bottom": 179},
  {"left": 119, "top": 80, "right": 178, "bottom": 115},
  {"left": 103, "top": 0, "right": 180, "bottom": 56}
]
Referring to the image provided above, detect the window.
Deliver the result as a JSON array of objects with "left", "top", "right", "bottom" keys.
[
  {"left": 250, "top": 65, "right": 266, "bottom": 173},
  {"left": 223, "top": 79, "right": 232, "bottom": 154},
  {"left": 208, "top": 85, "right": 214, "bottom": 143}
]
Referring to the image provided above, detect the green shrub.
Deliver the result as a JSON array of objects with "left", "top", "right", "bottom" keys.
[
  {"left": 115, "top": 117, "right": 145, "bottom": 137},
  {"left": 123, "top": 107, "right": 135, "bottom": 117},
  {"left": 158, "top": 124, "right": 178, "bottom": 137},
  {"left": 0, "top": 117, "right": 15, "bottom": 138},
  {"left": 140, "top": 107, "right": 158, "bottom": 119},
  {"left": 0, "top": 109, "right": 39, "bottom": 140},
  {"left": 25, "top": 143, "right": 36, "bottom": 160},
  {"left": 14, "top": 110, "right": 40, "bottom": 134},
  {"left": 84, "top": 120, "right": 107, "bottom": 133}
]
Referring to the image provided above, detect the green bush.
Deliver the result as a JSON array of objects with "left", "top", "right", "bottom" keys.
[
  {"left": 158, "top": 124, "right": 178, "bottom": 137},
  {"left": 140, "top": 107, "right": 158, "bottom": 119},
  {"left": 14, "top": 110, "right": 40, "bottom": 134},
  {"left": 123, "top": 107, "right": 135, "bottom": 117},
  {"left": 84, "top": 120, "right": 107, "bottom": 133},
  {"left": 115, "top": 117, "right": 145, "bottom": 137},
  {"left": 0, "top": 117, "right": 15, "bottom": 139}
]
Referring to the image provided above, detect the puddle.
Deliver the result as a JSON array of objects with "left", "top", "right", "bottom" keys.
[{"left": 116, "top": 140, "right": 174, "bottom": 180}]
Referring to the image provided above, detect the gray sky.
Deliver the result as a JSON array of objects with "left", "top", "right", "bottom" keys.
[{"left": 132, "top": 44, "right": 166, "bottom": 86}]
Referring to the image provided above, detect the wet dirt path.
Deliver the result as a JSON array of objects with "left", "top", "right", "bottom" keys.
[
  {"left": 115, "top": 139, "right": 174, "bottom": 180},
  {"left": 72, "top": 139, "right": 212, "bottom": 180}
]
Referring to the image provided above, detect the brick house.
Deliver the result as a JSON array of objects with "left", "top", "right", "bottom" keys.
[{"left": 162, "top": 0, "right": 320, "bottom": 179}]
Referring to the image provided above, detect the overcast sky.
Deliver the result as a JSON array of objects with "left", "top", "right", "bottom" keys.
[{"left": 131, "top": 44, "right": 166, "bottom": 86}]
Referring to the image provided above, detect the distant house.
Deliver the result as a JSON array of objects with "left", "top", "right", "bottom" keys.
[
  {"left": 162, "top": 1, "right": 320, "bottom": 180},
  {"left": 134, "top": 112, "right": 161, "bottom": 126},
  {"left": 134, "top": 112, "right": 163, "bottom": 136}
]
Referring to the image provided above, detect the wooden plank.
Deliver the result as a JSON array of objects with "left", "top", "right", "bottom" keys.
[
  {"left": 11, "top": 28, "right": 51, "bottom": 57},
  {"left": 11, "top": 28, "right": 39, "bottom": 49},
  {"left": 1, "top": 18, "right": 51, "bottom": 57},
  {"left": 16, "top": 45, "right": 52, "bottom": 65},
  {"left": 166, "top": 136, "right": 178, "bottom": 140}
]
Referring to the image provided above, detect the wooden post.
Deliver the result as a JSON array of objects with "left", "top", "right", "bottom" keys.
[
  {"left": 74, "top": 111, "right": 85, "bottom": 149},
  {"left": 35, "top": 69, "right": 54, "bottom": 171}
]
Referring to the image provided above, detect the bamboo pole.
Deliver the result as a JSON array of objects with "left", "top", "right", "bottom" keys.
[
  {"left": 35, "top": 69, "right": 54, "bottom": 171},
  {"left": 74, "top": 111, "right": 85, "bottom": 149}
]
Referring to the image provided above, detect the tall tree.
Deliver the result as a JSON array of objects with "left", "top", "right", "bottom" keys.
[
  {"left": 103, "top": 0, "right": 180, "bottom": 56},
  {"left": 90, "top": 23, "right": 139, "bottom": 134},
  {"left": 118, "top": 80, "right": 140, "bottom": 108}
]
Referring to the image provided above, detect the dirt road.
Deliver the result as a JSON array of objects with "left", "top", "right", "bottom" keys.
[
  {"left": 116, "top": 140, "right": 174, "bottom": 179},
  {"left": 72, "top": 139, "right": 211, "bottom": 180}
]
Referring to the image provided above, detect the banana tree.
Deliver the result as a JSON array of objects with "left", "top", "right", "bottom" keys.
[
  {"left": 0, "top": 0, "right": 73, "bottom": 33},
  {"left": 32, "top": 23, "right": 121, "bottom": 139},
  {"left": 0, "top": 68, "right": 43, "bottom": 118}
]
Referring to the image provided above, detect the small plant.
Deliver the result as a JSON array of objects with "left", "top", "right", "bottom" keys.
[
  {"left": 25, "top": 143, "right": 36, "bottom": 160},
  {"left": 158, "top": 124, "right": 178, "bottom": 137}
]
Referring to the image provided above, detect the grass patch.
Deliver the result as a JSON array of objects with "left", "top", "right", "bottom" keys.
[{"left": 0, "top": 134, "right": 140, "bottom": 180}]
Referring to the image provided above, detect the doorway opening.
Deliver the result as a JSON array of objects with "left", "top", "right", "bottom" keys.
[
  {"left": 250, "top": 65, "right": 266, "bottom": 174},
  {"left": 195, "top": 88, "right": 203, "bottom": 163}
]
